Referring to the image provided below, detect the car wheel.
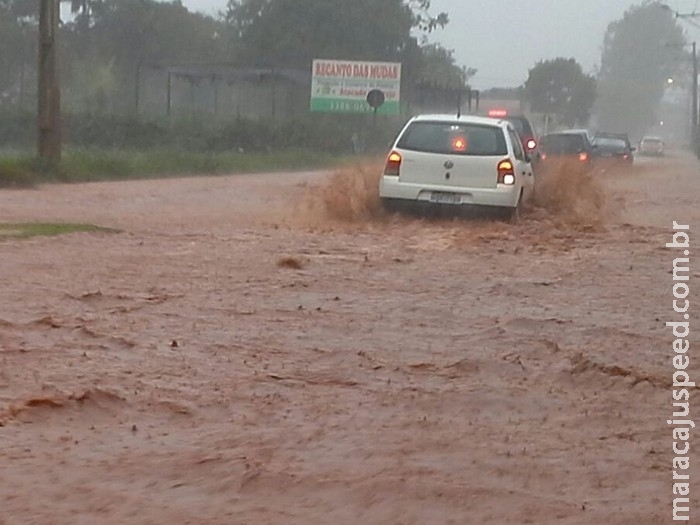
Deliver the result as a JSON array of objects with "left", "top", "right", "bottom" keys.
[
  {"left": 504, "top": 191, "right": 522, "bottom": 224},
  {"left": 380, "top": 197, "right": 400, "bottom": 215}
]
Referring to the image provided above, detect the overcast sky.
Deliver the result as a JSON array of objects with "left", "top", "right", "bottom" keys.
[{"left": 178, "top": 0, "right": 700, "bottom": 89}]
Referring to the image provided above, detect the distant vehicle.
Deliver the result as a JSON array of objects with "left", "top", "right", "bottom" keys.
[
  {"left": 565, "top": 128, "right": 597, "bottom": 144},
  {"left": 486, "top": 109, "right": 539, "bottom": 156},
  {"left": 638, "top": 136, "right": 664, "bottom": 156},
  {"left": 379, "top": 114, "right": 535, "bottom": 221},
  {"left": 592, "top": 132, "right": 635, "bottom": 164},
  {"left": 538, "top": 130, "right": 597, "bottom": 171},
  {"left": 595, "top": 131, "right": 630, "bottom": 142}
]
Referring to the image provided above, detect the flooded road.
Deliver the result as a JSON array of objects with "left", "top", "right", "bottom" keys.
[{"left": 1, "top": 152, "right": 698, "bottom": 524}]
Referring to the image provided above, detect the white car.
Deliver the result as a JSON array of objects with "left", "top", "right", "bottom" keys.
[
  {"left": 638, "top": 136, "right": 664, "bottom": 156},
  {"left": 379, "top": 114, "right": 535, "bottom": 220}
]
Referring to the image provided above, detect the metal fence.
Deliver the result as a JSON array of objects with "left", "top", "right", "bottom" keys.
[{"left": 3, "top": 56, "right": 481, "bottom": 121}]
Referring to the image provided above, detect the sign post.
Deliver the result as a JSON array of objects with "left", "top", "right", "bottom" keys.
[{"left": 366, "top": 88, "right": 385, "bottom": 128}]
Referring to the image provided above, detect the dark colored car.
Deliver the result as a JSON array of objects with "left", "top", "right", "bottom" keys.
[
  {"left": 538, "top": 130, "right": 597, "bottom": 172},
  {"left": 486, "top": 110, "right": 538, "bottom": 156},
  {"left": 593, "top": 132, "right": 635, "bottom": 164}
]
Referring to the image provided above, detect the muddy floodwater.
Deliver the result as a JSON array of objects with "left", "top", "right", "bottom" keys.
[{"left": 1, "top": 153, "right": 699, "bottom": 524}]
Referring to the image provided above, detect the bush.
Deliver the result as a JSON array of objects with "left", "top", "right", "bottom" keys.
[
  {"left": 0, "top": 109, "right": 406, "bottom": 155},
  {"left": 0, "top": 156, "right": 38, "bottom": 188},
  {"left": 0, "top": 147, "right": 345, "bottom": 186}
]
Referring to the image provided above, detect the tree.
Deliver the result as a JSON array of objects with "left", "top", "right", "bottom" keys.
[
  {"left": 406, "top": 0, "right": 448, "bottom": 35},
  {"left": 0, "top": 1, "right": 36, "bottom": 105},
  {"left": 2, "top": 0, "right": 38, "bottom": 19},
  {"left": 594, "top": 1, "right": 685, "bottom": 136},
  {"left": 523, "top": 58, "right": 596, "bottom": 127},
  {"left": 67, "top": 0, "right": 102, "bottom": 31},
  {"left": 224, "top": 0, "right": 447, "bottom": 72},
  {"left": 61, "top": 0, "right": 229, "bottom": 112},
  {"left": 416, "top": 44, "right": 474, "bottom": 87}
]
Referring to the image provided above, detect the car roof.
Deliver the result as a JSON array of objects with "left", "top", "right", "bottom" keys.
[
  {"left": 596, "top": 131, "right": 628, "bottom": 137},
  {"left": 497, "top": 114, "right": 530, "bottom": 122},
  {"left": 502, "top": 115, "right": 535, "bottom": 132},
  {"left": 477, "top": 113, "right": 533, "bottom": 126},
  {"left": 542, "top": 130, "right": 588, "bottom": 137},
  {"left": 410, "top": 114, "right": 511, "bottom": 128},
  {"left": 594, "top": 135, "right": 628, "bottom": 141},
  {"left": 556, "top": 129, "right": 591, "bottom": 135},
  {"left": 641, "top": 135, "right": 662, "bottom": 140}
]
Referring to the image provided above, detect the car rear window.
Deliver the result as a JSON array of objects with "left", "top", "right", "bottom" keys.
[
  {"left": 397, "top": 122, "right": 508, "bottom": 156},
  {"left": 596, "top": 134, "right": 631, "bottom": 147},
  {"left": 540, "top": 134, "right": 585, "bottom": 154},
  {"left": 642, "top": 138, "right": 662, "bottom": 145},
  {"left": 595, "top": 137, "right": 628, "bottom": 149}
]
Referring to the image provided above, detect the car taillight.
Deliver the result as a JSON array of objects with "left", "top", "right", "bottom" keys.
[
  {"left": 540, "top": 153, "right": 547, "bottom": 160},
  {"left": 497, "top": 159, "right": 515, "bottom": 185},
  {"left": 579, "top": 152, "right": 589, "bottom": 162},
  {"left": 384, "top": 151, "right": 401, "bottom": 176},
  {"left": 526, "top": 139, "right": 537, "bottom": 150}
]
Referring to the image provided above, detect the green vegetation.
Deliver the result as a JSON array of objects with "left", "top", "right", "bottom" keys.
[
  {"left": 0, "top": 148, "right": 348, "bottom": 187},
  {"left": 0, "top": 222, "right": 119, "bottom": 240},
  {"left": 0, "top": 0, "right": 465, "bottom": 182},
  {"left": 0, "top": 155, "right": 36, "bottom": 187},
  {"left": 226, "top": 0, "right": 448, "bottom": 73},
  {"left": 0, "top": 0, "right": 465, "bottom": 116},
  {"left": 595, "top": 3, "right": 686, "bottom": 136},
  {"left": 0, "top": 111, "right": 404, "bottom": 154},
  {"left": 0, "top": 109, "right": 402, "bottom": 187},
  {"left": 524, "top": 58, "right": 597, "bottom": 128}
]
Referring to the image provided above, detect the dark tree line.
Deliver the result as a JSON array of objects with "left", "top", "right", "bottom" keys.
[
  {"left": 0, "top": 0, "right": 469, "bottom": 115},
  {"left": 520, "top": 2, "right": 686, "bottom": 135},
  {"left": 0, "top": 0, "right": 688, "bottom": 137},
  {"left": 595, "top": 1, "right": 686, "bottom": 136}
]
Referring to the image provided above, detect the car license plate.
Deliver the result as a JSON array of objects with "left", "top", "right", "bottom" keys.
[{"left": 430, "top": 192, "right": 461, "bottom": 205}]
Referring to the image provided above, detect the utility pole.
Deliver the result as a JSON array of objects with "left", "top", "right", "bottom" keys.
[
  {"left": 38, "top": 0, "right": 61, "bottom": 163},
  {"left": 135, "top": 61, "right": 142, "bottom": 115}
]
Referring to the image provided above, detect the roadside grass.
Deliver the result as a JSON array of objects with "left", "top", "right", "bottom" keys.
[
  {"left": 0, "top": 148, "right": 346, "bottom": 188},
  {"left": 0, "top": 222, "right": 120, "bottom": 240},
  {"left": 0, "top": 155, "right": 37, "bottom": 188}
]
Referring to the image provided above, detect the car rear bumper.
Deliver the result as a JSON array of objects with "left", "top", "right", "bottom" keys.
[
  {"left": 380, "top": 197, "right": 516, "bottom": 218},
  {"left": 379, "top": 176, "right": 520, "bottom": 208}
]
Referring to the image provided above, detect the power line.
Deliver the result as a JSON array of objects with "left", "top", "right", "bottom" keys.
[{"left": 662, "top": 3, "right": 700, "bottom": 27}]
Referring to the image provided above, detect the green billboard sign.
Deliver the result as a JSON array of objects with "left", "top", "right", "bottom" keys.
[{"left": 310, "top": 59, "right": 402, "bottom": 115}]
